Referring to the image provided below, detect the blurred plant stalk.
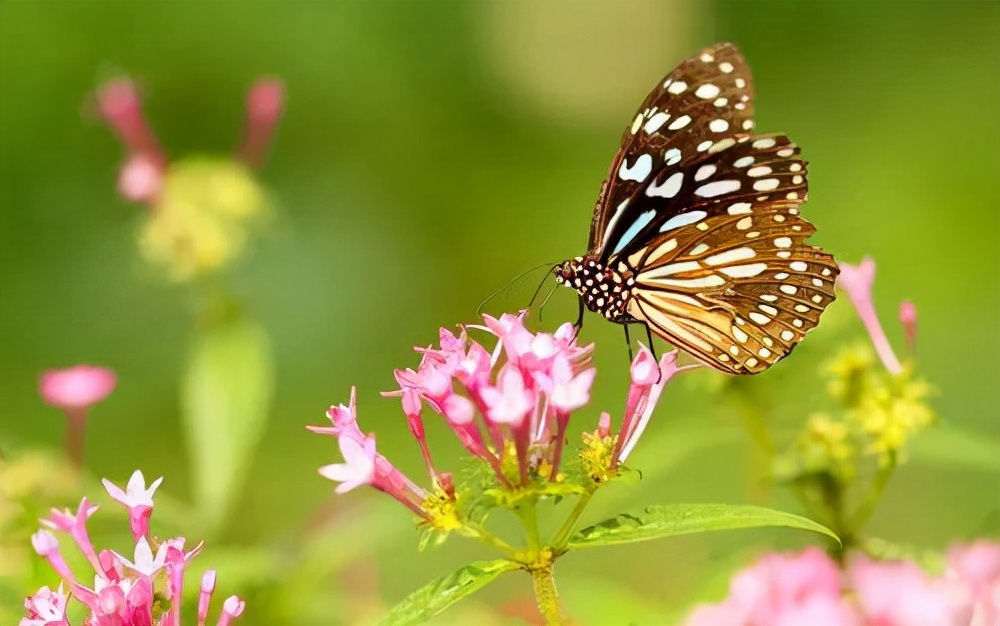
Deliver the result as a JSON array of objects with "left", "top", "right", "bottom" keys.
[{"left": 94, "top": 76, "right": 285, "bottom": 536}]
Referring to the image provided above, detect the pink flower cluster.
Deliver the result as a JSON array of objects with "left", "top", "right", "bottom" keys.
[
  {"left": 686, "top": 543, "right": 1000, "bottom": 626},
  {"left": 22, "top": 470, "right": 244, "bottom": 626},
  {"left": 94, "top": 76, "right": 284, "bottom": 204},
  {"left": 309, "top": 312, "right": 683, "bottom": 518}
]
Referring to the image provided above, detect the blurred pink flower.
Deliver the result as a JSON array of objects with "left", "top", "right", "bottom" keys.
[
  {"left": 22, "top": 472, "right": 244, "bottom": 625},
  {"left": 899, "top": 300, "right": 918, "bottom": 353},
  {"left": 39, "top": 365, "right": 117, "bottom": 413},
  {"left": 239, "top": 78, "right": 285, "bottom": 169},
  {"left": 947, "top": 540, "right": 1000, "bottom": 626},
  {"left": 848, "top": 553, "right": 971, "bottom": 626},
  {"left": 838, "top": 257, "right": 903, "bottom": 374},
  {"left": 686, "top": 547, "right": 858, "bottom": 626}
]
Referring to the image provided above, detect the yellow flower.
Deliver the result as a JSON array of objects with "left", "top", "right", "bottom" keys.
[{"left": 139, "top": 158, "right": 269, "bottom": 282}]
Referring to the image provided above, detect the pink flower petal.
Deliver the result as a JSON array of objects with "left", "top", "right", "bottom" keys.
[{"left": 39, "top": 365, "right": 117, "bottom": 412}]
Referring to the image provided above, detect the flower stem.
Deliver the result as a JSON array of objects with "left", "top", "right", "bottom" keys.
[
  {"left": 65, "top": 408, "right": 88, "bottom": 472},
  {"left": 516, "top": 502, "right": 542, "bottom": 553},
  {"left": 847, "top": 451, "right": 897, "bottom": 540},
  {"left": 551, "top": 490, "right": 594, "bottom": 551},
  {"left": 460, "top": 521, "right": 519, "bottom": 559},
  {"left": 530, "top": 563, "right": 564, "bottom": 626}
]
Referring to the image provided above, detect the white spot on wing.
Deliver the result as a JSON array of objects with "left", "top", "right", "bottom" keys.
[
  {"left": 749, "top": 312, "right": 770, "bottom": 325},
  {"left": 647, "top": 171, "right": 684, "bottom": 199},
  {"left": 728, "top": 202, "right": 753, "bottom": 215},
  {"left": 630, "top": 114, "right": 643, "bottom": 135},
  {"left": 664, "top": 148, "right": 682, "bottom": 165},
  {"left": 753, "top": 178, "right": 780, "bottom": 191},
  {"left": 752, "top": 138, "right": 776, "bottom": 149},
  {"left": 774, "top": 237, "right": 792, "bottom": 248},
  {"left": 705, "top": 247, "right": 755, "bottom": 265},
  {"left": 695, "top": 180, "right": 741, "bottom": 197},
  {"left": 667, "top": 81, "right": 687, "bottom": 94},
  {"left": 747, "top": 166, "right": 772, "bottom": 177},
  {"left": 695, "top": 164, "right": 716, "bottom": 181},
  {"left": 658, "top": 209, "right": 706, "bottom": 232},
  {"left": 619, "top": 154, "right": 653, "bottom": 182},
  {"left": 695, "top": 83, "right": 721, "bottom": 99},
  {"left": 668, "top": 115, "right": 692, "bottom": 130},
  {"left": 734, "top": 156, "right": 754, "bottom": 168},
  {"left": 720, "top": 263, "right": 767, "bottom": 278},
  {"left": 644, "top": 112, "right": 671, "bottom": 134},
  {"left": 709, "top": 119, "right": 729, "bottom": 133}
]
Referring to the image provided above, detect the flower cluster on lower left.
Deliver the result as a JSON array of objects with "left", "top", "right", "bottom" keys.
[{"left": 21, "top": 470, "right": 244, "bottom": 626}]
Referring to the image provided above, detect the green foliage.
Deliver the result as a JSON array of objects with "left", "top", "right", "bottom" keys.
[
  {"left": 567, "top": 504, "right": 839, "bottom": 549},
  {"left": 378, "top": 560, "right": 520, "bottom": 626},
  {"left": 181, "top": 314, "right": 274, "bottom": 535}
]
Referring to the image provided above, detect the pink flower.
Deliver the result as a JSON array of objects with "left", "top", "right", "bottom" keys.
[
  {"left": 20, "top": 585, "right": 69, "bottom": 626},
  {"left": 118, "top": 153, "right": 164, "bottom": 203},
  {"left": 848, "top": 553, "right": 970, "bottom": 626},
  {"left": 685, "top": 548, "right": 860, "bottom": 626},
  {"left": 947, "top": 540, "right": 1000, "bottom": 626},
  {"left": 102, "top": 470, "right": 163, "bottom": 541},
  {"left": 313, "top": 311, "right": 691, "bottom": 524},
  {"left": 613, "top": 347, "right": 683, "bottom": 465},
  {"left": 24, "top": 472, "right": 245, "bottom": 625},
  {"left": 239, "top": 78, "right": 285, "bottom": 169},
  {"left": 318, "top": 435, "right": 377, "bottom": 494},
  {"left": 900, "top": 300, "right": 918, "bottom": 353},
  {"left": 838, "top": 257, "right": 903, "bottom": 374},
  {"left": 41, "top": 498, "right": 101, "bottom": 572},
  {"left": 38, "top": 366, "right": 117, "bottom": 413}
]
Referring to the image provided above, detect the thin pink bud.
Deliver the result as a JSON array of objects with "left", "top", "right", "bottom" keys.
[
  {"left": 239, "top": 78, "right": 285, "bottom": 169},
  {"left": 95, "top": 78, "right": 165, "bottom": 164},
  {"left": 217, "top": 596, "right": 246, "bottom": 626},
  {"left": 838, "top": 258, "right": 903, "bottom": 375},
  {"left": 198, "top": 570, "right": 217, "bottom": 626},
  {"left": 32, "top": 530, "right": 76, "bottom": 583},
  {"left": 899, "top": 300, "right": 917, "bottom": 353}
]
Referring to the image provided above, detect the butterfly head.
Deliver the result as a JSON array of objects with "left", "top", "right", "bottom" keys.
[{"left": 553, "top": 256, "right": 634, "bottom": 321}]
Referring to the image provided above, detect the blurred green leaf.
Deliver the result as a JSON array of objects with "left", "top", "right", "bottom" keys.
[
  {"left": 568, "top": 504, "right": 839, "bottom": 548},
  {"left": 181, "top": 316, "right": 274, "bottom": 535},
  {"left": 379, "top": 559, "right": 520, "bottom": 626},
  {"left": 908, "top": 425, "right": 1000, "bottom": 473}
]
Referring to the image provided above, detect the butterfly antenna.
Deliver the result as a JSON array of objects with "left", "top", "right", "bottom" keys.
[
  {"left": 476, "top": 261, "right": 558, "bottom": 316},
  {"left": 536, "top": 282, "right": 561, "bottom": 322}
]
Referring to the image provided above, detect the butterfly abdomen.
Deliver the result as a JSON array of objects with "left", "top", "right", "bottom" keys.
[{"left": 554, "top": 256, "right": 635, "bottom": 322}]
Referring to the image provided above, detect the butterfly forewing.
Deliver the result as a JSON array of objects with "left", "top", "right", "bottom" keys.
[{"left": 588, "top": 42, "right": 756, "bottom": 258}]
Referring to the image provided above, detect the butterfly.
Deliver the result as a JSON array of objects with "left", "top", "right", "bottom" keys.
[{"left": 553, "top": 42, "right": 839, "bottom": 375}]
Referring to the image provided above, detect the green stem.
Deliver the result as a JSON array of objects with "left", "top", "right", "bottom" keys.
[
  {"left": 530, "top": 564, "right": 564, "bottom": 626},
  {"left": 551, "top": 490, "right": 594, "bottom": 551},
  {"left": 459, "top": 521, "right": 519, "bottom": 559},
  {"left": 847, "top": 451, "right": 897, "bottom": 538},
  {"left": 516, "top": 502, "right": 542, "bottom": 553}
]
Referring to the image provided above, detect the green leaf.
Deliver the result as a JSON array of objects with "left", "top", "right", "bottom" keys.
[
  {"left": 181, "top": 316, "right": 274, "bottom": 535},
  {"left": 568, "top": 504, "right": 839, "bottom": 549},
  {"left": 379, "top": 559, "right": 520, "bottom": 626}
]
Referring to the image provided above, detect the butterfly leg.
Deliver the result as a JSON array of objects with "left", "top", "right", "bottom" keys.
[
  {"left": 645, "top": 324, "right": 657, "bottom": 361},
  {"left": 572, "top": 296, "right": 585, "bottom": 339},
  {"left": 623, "top": 324, "right": 634, "bottom": 361}
]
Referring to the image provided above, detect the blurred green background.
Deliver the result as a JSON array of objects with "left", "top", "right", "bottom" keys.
[{"left": 1, "top": 1, "right": 998, "bottom": 624}]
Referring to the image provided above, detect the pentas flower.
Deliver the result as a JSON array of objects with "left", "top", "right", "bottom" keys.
[
  {"left": 39, "top": 366, "right": 117, "bottom": 414},
  {"left": 21, "top": 472, "right": 244, "bottom": 626},
  {"left": 102, "top": 469, "right": 164, "bottom": 541},
  {"left": 310, "top": 312, "right": 686, "bottom": 532},
  {"left": 39, "top": 365, "right": 117, "bottom": 471},
  {"left": 685, "top": 543, "right": 1000, "bottom": 626}
]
